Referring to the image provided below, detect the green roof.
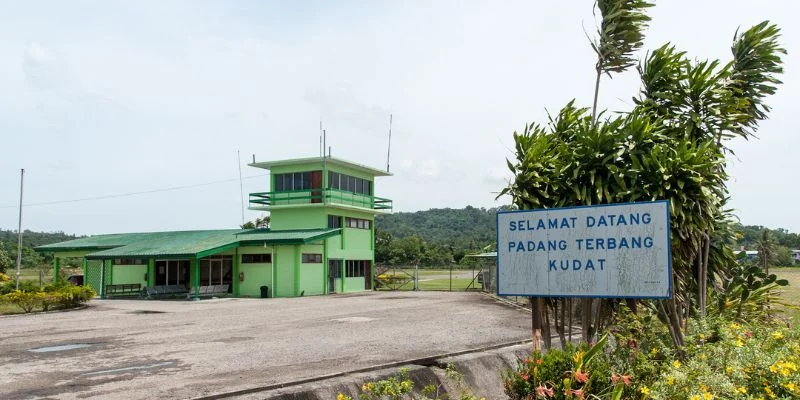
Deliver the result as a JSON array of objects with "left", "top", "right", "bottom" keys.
[
  {"left": 35, "top": 228, "right": 341, "bottom": 259},
  {"left": 249, "top": 156, "right": 392, "bottom": 177}
]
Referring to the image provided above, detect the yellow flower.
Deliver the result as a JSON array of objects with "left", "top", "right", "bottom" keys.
[
  {"left": 673, "top": 360, "right": 682, "bottom": 369},
  {"left": 703, "top": 392, "right": 713, "bottom": 400},
  {"left": 650, "top": 348, "right": 659, "bottom": 356},
  {"left": 765, "top": 386, "right": 776, "bottom": 399},
  {"left": 726, "top": 367, "right": 733, "bottom": 375},
  {"left": 737, "top": 387, "right": 747, "bottom": 394},
  {"left": 699, "top": 333, "right": 706, "bottom": 340},
  {"left": 640, "top": 386, "right": 650, "bottom": 395},
  {"left": 731, "top": 322, "right": 740, "bottom": 330},
  {"left": 361, "top": 384, "right": 367, "bottom": 391},
  {"left": 573, "top": 350, "right": 584, "bottom": 363},
  {"left": 667, "top": 377, "right": 675, "bottom": 385},
  {"left": 772, "top": 331, "right": 784, "bottom": 340},
  {"left": 785, "top": 382, "right": 797, "bottom": 392},
  {"left": 337, "top": 393, "right": 348, "bottom": 400},
  {"left": 735, "top": 339, "right": 744, "bottom": 347},
  {"left": 690, "top": 395, "right": 700, "bottom": 400}
]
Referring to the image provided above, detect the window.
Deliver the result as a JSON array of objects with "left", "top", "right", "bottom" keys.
[
  {"left": 302, "top": 253, "right": 323, "bottom": 263},
  {"left": 345, "top": 260, "right": 370, "bottom": 277},
  {"left": 327, "top": 171, "right": 371, "bottom": 195},
  {"left": 113, "top": 258, "right": 147, "bottom": 265},
  {"left": 274, "top": 171, "right": 321, "bottom": 191},
  {"left": 328, "top": 215, "right": 342, "bottom": 228},
  {"left": 241, "top": 254, "right": 272, "bottom": 264},
  {"left": 346, "top": 217, "right": 371, "bottom": 229}
]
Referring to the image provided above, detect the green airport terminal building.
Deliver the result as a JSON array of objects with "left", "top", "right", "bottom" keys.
[{"left": 35, "top": 156, "right": 392, "bottom": 299}]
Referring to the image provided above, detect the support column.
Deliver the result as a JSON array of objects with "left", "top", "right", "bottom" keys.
[
  {"left": 293, "top": 246, "right": 300, "bottom": 296},
  {"left": 323, "top": 240, "right": 328, "bottom": 294},
  {"left": 99, "top": 260, "right": 106, "bottom": 299},
  {"left": 82, "top": 258, "right": 87, "bottom": 286},
  {"left": 53, "top": 257, "right": 60, "bottom": 284},
  {"left": 193, "top": 258, "right": 200, "bottom": 301},
  {"left": 233, "top": 247, "right": 240, "bottom": 297},
  {"left": 340, "top": 259, "right": 346, "bottom": 293}
]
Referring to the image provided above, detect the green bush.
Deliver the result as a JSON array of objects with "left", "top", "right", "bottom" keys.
[{"left": 0, "top": 285, "right": 95, "bottom": 314}]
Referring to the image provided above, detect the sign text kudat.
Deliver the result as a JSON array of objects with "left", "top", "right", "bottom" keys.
[{"left": 496, "top": 201, "right": 671, "bottom": 298}]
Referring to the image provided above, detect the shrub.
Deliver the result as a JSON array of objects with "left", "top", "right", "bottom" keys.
[
  {"left": 503, "top": 335, "right": 625, "bottom": 400},
  {"left": 3, "top": 290, "right": 46, "bottom": 313},
  {"left": 0, "top": 272, "right": 9, "bottom": 282},
  {"left": 0, "top": 285, "right": 95, "bottom": 314}
]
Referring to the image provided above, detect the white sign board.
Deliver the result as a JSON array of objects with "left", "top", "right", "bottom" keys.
[{"left": 497, "top": 201, "right": 671, "bottom": 298}]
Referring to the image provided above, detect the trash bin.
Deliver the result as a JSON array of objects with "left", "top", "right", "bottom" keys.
[{"left": 260, "top": 286, "right": 269, "bottom": 298}]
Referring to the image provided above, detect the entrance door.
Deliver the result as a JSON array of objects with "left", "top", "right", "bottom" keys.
[
  {"left": 155, "top": 260, "right": 190, "bottom": 286},
  {"left": 328, "top": 259, "right": 341, "bottom": 293},
  {"left": 199, "top": 255, "right": 234, "bottom": 293}
]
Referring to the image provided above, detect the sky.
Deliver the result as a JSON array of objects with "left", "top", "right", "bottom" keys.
[{"left": 0, "top": 0, "right": 798, "bottom": 236}]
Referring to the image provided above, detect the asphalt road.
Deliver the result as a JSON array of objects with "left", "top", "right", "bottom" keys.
[{"left": 0, "top": 291, "right": 530, "bottom": 399}]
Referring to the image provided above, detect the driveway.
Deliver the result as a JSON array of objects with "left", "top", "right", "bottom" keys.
[{"left": 0, "top": 291, "right": 530, "bottom": 399}]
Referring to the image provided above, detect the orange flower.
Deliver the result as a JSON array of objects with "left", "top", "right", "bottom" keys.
[
  {"left": 571, "top": 389, "right": 585, "bottom": 399},
  {"left": 574, "top": 370, "right": 590, "bottom": 383},
  {"left": 536, "top": 384, "right": 554, "bottom": 397},
  {"left": 611, "top": 373, "right": 620, "bottom": 384},
  {"left": 621, "top": 374, "right": 632, "bottom": 385}
]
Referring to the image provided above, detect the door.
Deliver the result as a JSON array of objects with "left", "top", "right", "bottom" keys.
[
  {"left": 328, "top": 259, "right": 341, "bottom": 293},
  {"left": 311, "top": 170, "right": 323, "bottom": 203},
  {"left": 155, "top": 260, "right": 189, "bottom": 286}
]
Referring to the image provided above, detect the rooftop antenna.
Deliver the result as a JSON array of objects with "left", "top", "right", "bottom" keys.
[
  {"left": 319, "top": 121, "right": 323, "bottom": 157},
  {"left": 386, "top": 114, "right": 393, "bottom": 173},
  {"left": 323, "top": 129, "right": 327, "bottom": 158},
  {"left": 237, "top": 150, "right": 245, "bottom": 226}
]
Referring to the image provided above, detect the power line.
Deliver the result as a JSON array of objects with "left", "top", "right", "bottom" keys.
[{"left": 0, "top": 173, "right": 269, "bottom": 209}]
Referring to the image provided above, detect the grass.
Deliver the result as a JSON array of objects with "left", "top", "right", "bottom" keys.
[
  {"left": 773, "top": 267, "right": 800, "bottom": 323},
  {"left": 376, "top": 276, "right": 482, "bottom": 291}
]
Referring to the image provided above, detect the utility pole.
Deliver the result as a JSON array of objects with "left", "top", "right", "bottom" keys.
[{"left": 15, "top": 169, "right": 24, "bottom": 290}]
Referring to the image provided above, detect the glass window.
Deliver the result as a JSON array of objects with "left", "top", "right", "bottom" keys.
[
  {"left": 328, "top": 215, "right": 342, "bottom": 229},
  {"left": 302, "top": 253, "right": 323, "bottom": 263},
  {"left": 241, "top": 254, "right": 272, "bottom": 263},
  {"left": 275, "top": 174, "right": 284, "bottom": 191}
]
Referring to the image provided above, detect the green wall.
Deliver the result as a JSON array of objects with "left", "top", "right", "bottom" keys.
[
  {"left": 270, "top": 207, "right": 326, "bottom": 230},
  {"left": 238, "top": 246, "right": 273, "bottom": 297},
  {"left": 111, "top": 264, "right": 147, "bottom": 287},
  {"left": 274, "top": 245, "right": 295, "bottom": 297},
  {"left": 344, "top": 277, "right": 365, "bottom": 293},
  {"left": 297, "top": 244, "right": 324, "bottom": 296}
]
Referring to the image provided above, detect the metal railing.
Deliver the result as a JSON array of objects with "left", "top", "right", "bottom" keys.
[{"left": 249, "top": 188, "right": 392, "bottom": 211}]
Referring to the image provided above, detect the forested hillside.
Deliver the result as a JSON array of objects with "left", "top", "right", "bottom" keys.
[
  {"left": 0, "top": 230, "right": 79, "bottom": 273},
  {"left": 374, "top": 207, "right": 800, "bottom": 267}
]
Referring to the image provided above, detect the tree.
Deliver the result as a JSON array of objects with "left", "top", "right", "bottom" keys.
[
  {"left": 755, "top": 229, "right": 775, "bottom": 274},
  {"left": 501, "top": 1, "right": 785, "bottom": 348},
  {"left": 0, "top": 243, "right": 12, "bottom": 275},
  {"left": 241, "top": 215, "right": 270, "bottom": 229}
]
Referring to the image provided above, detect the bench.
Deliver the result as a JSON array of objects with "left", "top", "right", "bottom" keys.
[
  {"left": 143, "top": 285, "right": 189, "bottom": 299},
  {"left": 192, "top": 284, "right": 230, "bottom": 298},
  {"left": 105, "top": 283, "right": 142, "bottom": 297}
]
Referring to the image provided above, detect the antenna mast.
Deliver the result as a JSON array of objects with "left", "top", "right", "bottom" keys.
[
  {"left": 319, "top": 121, "right": 323, "bottom": 157},
  {"left": 237, "top": 150, "right": 245, "bottom": 226},
  {"left": 15, "top": 169, "right": 24, "bottom": 289},
  {"left": 386, "top": 114, "right": 393, "bottom": 173}
]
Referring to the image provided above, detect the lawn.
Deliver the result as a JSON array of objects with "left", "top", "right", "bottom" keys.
[{"left": 773, "top": 267, "right": 800, "bottom": 323}]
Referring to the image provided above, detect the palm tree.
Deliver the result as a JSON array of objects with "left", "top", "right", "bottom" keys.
[{"left": 755, "top": 230, "right": 775, "bottom": 275}]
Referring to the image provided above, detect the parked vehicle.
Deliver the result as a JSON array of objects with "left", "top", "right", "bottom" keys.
[{"left": 67, "top": 274, "right": 84, "bottom": 286}]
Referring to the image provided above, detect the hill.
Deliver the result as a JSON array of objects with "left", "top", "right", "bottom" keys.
[{"left": 375, "top": 205, "right": 503, "bottom": 251}]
